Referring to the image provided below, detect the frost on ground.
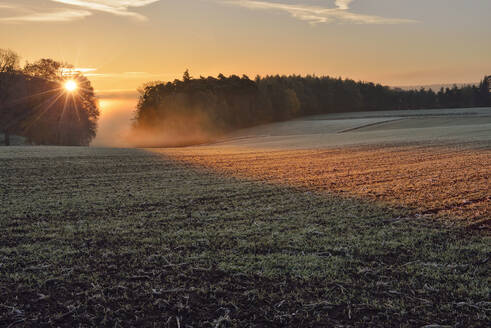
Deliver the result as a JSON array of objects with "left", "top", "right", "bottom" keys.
[
  {"left": 0, "top": 107, "right": 490, "bottom": 327},
  {"left": 1, "top": 144, "right": 490, "bottom": 327},
  {"left": 212, "top": 107, "right": 491, "bottom": 149}
]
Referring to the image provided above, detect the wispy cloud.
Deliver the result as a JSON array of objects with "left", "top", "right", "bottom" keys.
[
  {"left": 0, "top": 8, "right": 91, "bottom": 23},
  {"left": 71, "top": 69, "right": 164, "bottom": 79},
  {"left": 335, "top": 0, "right": 354, "bottom": 11},
  {"left": 0, "top": 3, "right": 18, "bottom": 9},
  {"left": 0, "top": 0, "right": 160, "bottom": 23},
  {"left": 61, "top": 67, "right": 98, "bottom": 76},
  {"left": 221, "top": 0, "right": 417, "bottom": 25},
  {"left": 0, "top": 0, "right": 416, "bottom": 25},
  {"left": 50, "top": 0, "right": 161, "bottom": 21}
]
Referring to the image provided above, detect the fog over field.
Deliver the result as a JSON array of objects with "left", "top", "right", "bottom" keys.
[
  {"left": 92, "top": 103, "right": 491, "bottom": 150},
  {"left": 92, "top": 96, "right": 137, "bottom": 148}
]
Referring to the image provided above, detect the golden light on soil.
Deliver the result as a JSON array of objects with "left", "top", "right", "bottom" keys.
[
  {"left": 64, "top": 80, "right": 77, "bottom": 92},
  {"left": 160, "top": 145, "right": 490, "bottom": 223}
]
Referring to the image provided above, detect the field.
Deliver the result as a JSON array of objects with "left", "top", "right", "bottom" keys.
[
  {"left": 1, "top": 108, "right": 490, "bottom": 327},
  {"left": 163, "top": 145, "right": 490, "bottom": 225}
]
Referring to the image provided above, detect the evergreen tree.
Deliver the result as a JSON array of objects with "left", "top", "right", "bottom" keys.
[{"left": 133, "top": 73, "right": 491, "bottom": 146}]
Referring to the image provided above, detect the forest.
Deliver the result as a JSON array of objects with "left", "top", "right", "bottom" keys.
[
  {"left": 134, "top": 71, "right": 491, "bottom": 141},
  {"left": 0, "top": 49, "right": 99, "bottom": 146},
  {"left": 2, "top": 45, "right": 489, "bottom": 147}
]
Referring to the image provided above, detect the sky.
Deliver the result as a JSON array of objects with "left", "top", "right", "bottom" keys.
[
  {"left": 1, "top": 0, "right": 490, "bottom": 93},
  {"left": 2, "top": 0, "right": 489, "bottom": 146}
]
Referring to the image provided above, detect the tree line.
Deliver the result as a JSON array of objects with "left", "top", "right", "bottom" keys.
[
  {"left": 134, "top": 71, "right": 490, "bottom": 140},
  {"left": 0, "top": 49, "right": 99, "bottom": 146}
]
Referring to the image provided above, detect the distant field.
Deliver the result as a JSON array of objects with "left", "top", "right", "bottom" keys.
[
  {"left": 215, "top": 107, "right": 491, "bottom": 149},
  {"left": 0, "top": 108, "right": 490, "bottom": 327}
]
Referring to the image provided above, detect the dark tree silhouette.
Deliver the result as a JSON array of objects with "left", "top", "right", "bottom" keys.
[
  {"left": 22, "top": 60, "right": 99, "bottom": 146},
  {"left": 477, "top": 76, "right": 491, "bottom": 107},
  {"left": 134, "top": 72, "right": 490, "bottom": 146},
  {"left": 0, "top": 49, "right": 21, "bottom": 145},
  {"left": 0, "top": 51, "right": 99, "bottom": 146},
  {"left": 23, "top": 58, "right": 67, "bottom": 81},
  {"left": 183, "top": 69, "right": 191, "bottom": 82}
]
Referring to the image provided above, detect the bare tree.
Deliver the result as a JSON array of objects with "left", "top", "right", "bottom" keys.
[
  {"left": 23, "top": 58, "right": 72, "bottom": 81},
  {"left": 0, "top": 49, "right": 19, "bottom": 73}
]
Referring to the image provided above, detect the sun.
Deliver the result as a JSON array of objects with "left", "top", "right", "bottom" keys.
[{"left": 64, "top": 80, "right": 78, "bottom": 92}]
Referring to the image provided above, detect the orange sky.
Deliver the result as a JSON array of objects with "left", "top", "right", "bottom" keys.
[{"left": 1, "top": 0, "right": 490, "bottom": 93}]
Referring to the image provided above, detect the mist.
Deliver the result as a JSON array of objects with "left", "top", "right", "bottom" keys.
[
  {"left": 92, "top": 94, "right": 221, "bottom": 148},
  {"left": 91, "top": 97, "right": 136, "bottom": 148},
  {"left": 128, "top": 110, "right": 221, "bottom": 148}
]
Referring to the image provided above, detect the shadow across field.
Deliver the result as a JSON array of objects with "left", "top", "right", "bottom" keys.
[
  {"left": 160, "top": 143, "right": 490, "bottom": 225},
  {"left": 0, "top": 147, "right": 489, "bottom": 327}
]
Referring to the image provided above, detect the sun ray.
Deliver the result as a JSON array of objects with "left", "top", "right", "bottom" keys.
[
  {"left": 60, "top": 90, "right": 71, "bottom": 127},
  {"left": 4, "top": 87, "right": 63, "bottom": 109},
  {"left": 70, "top": 92, "right": 82, "bottom": 122},
  {"left": 3, "top": 87, "right": 64, "bottom": 130},
  {"left": 23, "top": 91, "right": 66, "bottom": 131}
]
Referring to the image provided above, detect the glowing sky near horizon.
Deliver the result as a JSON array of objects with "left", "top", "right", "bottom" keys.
[{"left": 1, "top": 0, "right": 490, "bottom": 95}]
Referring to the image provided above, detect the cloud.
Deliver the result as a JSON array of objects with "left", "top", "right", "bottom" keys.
[
  {"left": 83, "top": 71, "right": 161, "bottom": 78},
  {"left": 61, "top": 67, "right": 98, "bottom": 76},
  {"left": 50, "top": 0, "right": 161, "bottom": 21},
  {"left": 0, "top": 3, "right": 18, "bottom": 9},
  {"left": 95, "top": 88, "right": 139, "bottom": 99},
  {"left": 335, "top": 0, "right": 354, "bottom": 10},
  {"left": 69, "top": 69, "right": 172, "bottom": 83},
  {"left": 0, "top": 0, "right": 160, "bottom": 23},
  {"left": 221, "top": 0, "right": 417, "bottom": 25},
  {"left": 0, "top": 8, "right": 92, "bottom": 23}
]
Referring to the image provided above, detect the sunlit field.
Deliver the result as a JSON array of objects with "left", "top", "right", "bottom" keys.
[
  {"left": 163, "top": 145, "right": 490, "bottom": 225},
  {"left": 1, "top": 108, "right": 490, "bottom": 327},
  {"left": 164, "top": 108, "right": 490, "bottom": 224}
]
